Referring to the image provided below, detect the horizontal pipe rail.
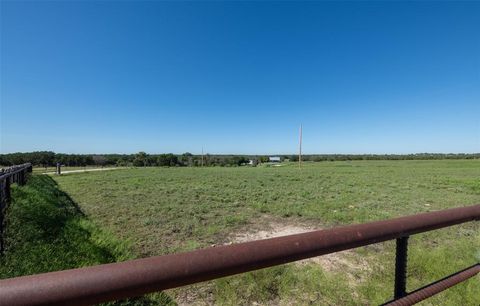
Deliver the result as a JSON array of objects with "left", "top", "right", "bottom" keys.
[
  {"left": 0, "top": 163, "right": 32, "bottom": 181},
  {"left": 384, "top": 264, "right": 480, "bottom": 306},
  {"left": 0, "top": 204, "right": 478, "bottom": 306}
]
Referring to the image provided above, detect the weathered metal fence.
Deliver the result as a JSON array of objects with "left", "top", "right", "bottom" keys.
[
  {"left": 0, "top": 163, "right": 33, "bottom": 254},
  {"left": 0, "top": 202, "right": 478, "bottom": 306}
]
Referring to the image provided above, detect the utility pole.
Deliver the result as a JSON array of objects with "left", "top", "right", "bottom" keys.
[
  {"left": 201, "top": 147, "right": 204, "bottom": 167},
  {"left": 299, "top": 124, "right": 302, "bottom": 168}
]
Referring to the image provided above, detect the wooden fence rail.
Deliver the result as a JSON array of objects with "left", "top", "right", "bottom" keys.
[{"left": 0, "top": 163, "right": 33, "bottom": 254}]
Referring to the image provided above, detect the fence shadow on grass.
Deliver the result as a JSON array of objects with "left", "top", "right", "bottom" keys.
[{"left": 0, "top": 174, "right": 174, "bottom": 306}]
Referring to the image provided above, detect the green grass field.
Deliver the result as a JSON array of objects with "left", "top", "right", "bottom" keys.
[
  {"left": 48, "top": 160, "right": 480, "bottom": 305},
  {"left": 3, "top": 160, "right": 479, "bottom": 305}
]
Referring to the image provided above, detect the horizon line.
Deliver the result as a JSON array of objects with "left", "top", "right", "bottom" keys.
[{"left": 1, "top": 151, "right": 479, "bottom": 156}]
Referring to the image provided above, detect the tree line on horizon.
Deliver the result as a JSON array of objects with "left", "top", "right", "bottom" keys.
[{"left": 0, "top": 151, "right": 478, "bottom": 168}]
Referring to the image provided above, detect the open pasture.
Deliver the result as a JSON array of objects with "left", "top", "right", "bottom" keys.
[{"left": 52, "top": 160, "right": 480, "bottom": 305}]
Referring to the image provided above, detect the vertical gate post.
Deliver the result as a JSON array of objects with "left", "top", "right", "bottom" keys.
[{"left": 394, "top": 236, "right": 409, "bottom": 299}]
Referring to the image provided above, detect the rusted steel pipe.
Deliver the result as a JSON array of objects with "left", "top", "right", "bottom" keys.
[
  {"left": 0, "top": 204, "right": 479, "bottom": 306},
  {"left": 384, "top": 264, "right": 480, "bottom": 306}
]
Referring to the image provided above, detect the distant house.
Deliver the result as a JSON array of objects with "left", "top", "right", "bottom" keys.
[{"left": 269, "top": 156, "right": 281, "bottom": 163}]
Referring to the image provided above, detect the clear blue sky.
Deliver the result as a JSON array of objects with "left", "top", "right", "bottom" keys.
[{"left": 1, "top": 1, "right": 479, "bottom": 155}]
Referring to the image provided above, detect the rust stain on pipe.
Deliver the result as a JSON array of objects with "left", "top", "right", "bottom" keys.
[
  {"left": 384, "top": 264, "right": 480, "bottom": 306},
  {"left": 0, "top": 204, "right": 478, "bottom": 306}
]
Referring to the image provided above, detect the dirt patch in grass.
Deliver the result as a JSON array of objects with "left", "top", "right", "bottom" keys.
[
  {"left": 174, "top": 215, "right": 373, "bottom": 305},
  {"left": 226, "top": 215, "right": 371, "bottom": 279},
  {"left": 171, "top": 283, "right": 214, "bottom": 306}
]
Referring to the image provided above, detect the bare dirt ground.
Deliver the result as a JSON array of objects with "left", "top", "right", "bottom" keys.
[
  {"left": 174, "top": 215, "right": 374, "bottom": 305},
  {"left": 227, "top": 216, "right": 371, "bottom": 277}
]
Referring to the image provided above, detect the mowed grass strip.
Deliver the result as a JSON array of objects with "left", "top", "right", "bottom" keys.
[{"left": 53, "top": 160, "right": 480, "bottom": 305}]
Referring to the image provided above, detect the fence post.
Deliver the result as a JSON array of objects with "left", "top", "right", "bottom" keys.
[
  {"left": 0, "top": 180, "right": 4, "bottom": 254},
  {"left": 394, "top": 236, "right": 409, "bottom": 299},
  {"left": 0, "top": 164, "right": 30, "bottom": 255},
  {"left": 18, "top": 170, "right": 25, "bottom": 186},
  {"left": 0, "top": 179, "right": 10, "bottom": 254},
  {"left": 5, "top": 179, "right": 11, "bottom": 204}
]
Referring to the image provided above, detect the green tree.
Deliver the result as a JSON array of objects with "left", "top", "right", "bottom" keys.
[
  {"left": 180, "top": 152, "right": 193, "bottom": 166},
  {"left": 133, "top": 152, "right": 148, "bottom": 167}
]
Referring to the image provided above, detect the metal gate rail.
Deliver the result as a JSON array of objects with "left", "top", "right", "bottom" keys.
[{"left": 0, "top": 203, "right": 478, "bottom": 306}]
